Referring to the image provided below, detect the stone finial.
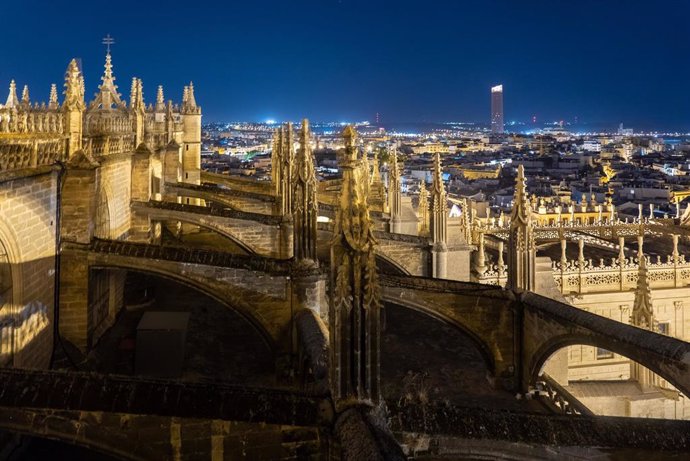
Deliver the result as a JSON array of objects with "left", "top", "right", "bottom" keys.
[
  {"left": 5, "top": 80, "right": 19, "bottom": 108},
  {"left": 372, "top": 150, "right": 382, "bottom": 184},
  {"left": 21, "top": 85, "right": 30, "bottom": 106},
  {"left": 63, "top": 59, "right": 85, "bottom": 111},
  {"left": 48, "top": 83, "right": 58, "bottom": 109},
  {"left": 182, "top": 81, "right": 199, "bottom": 113},
  {"left": 507, "top": 164, "right": 536, "bottom": 291},
  {"left": 631, "top": 241, "right": 654, "bottom": 330},
  {"left": 293, "top": 118, "right": 318, "bottom": 266},
  {"left": 638, "top": 203, "right": 643, "bottom": 222},
  {"left": 418, "top": 181, "right": 429, "bottom": 236},
  {"left": 672, "top": 234, "right": 680, "bottom": 264},
  {"left": 649, "top": 203, "right": 654, "bottom": 219},
  {"left": 155, "top": 85, "right": 165, "bottom": 111},
  {"left": 511, "top": 165, "right": 531, "bottom": 224},
  {"left": 130, "top": 78, "right": 144, "bottom": 111},
  {"left": 388, "top": 148, "right": 402, "bottom": 230},
  {"left": 271, "top": 127, "right": 283, "bottom": 196},
  {"left": 187, "top": 81, "right": 197, "bottom": 108},
  {"left": 90, "top": 51, "right": 123, "bottom": 109},
  {"left": 560, "top": 237, "right": 567, "bottom": 268}
]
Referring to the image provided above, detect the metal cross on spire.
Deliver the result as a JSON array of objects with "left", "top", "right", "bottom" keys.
[{"left": 102, "top": 34, "right": 115, "bottom": 54}]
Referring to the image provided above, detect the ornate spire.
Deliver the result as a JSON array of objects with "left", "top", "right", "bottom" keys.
[
  {"left": 155, "top": 85, "right": 165, "bottom": 112},
  {"left": 430, "top": 151, "right": 447, "bottom": 245},
  {"left": 630, "top": 235, "right": 658, "bottom": 388},
  {"left": 130, "top": 78, "right": 144, "bottom": 112},
  {"left": 279, "top": 123, "right": 295, "bottom": 216},
  {"left": 182, "top": 85, "right": 189, "bottom": 105},
  {"left": 271, "top": 128, "right": 283, "bottom": 196},
  {"left": 187, "top": 81, "right": 197, "bottom": 108},
  {"left": 293, "top": 119, "right": 318, "bottom": 266},
  {"left": 418, "top": 181, "right": 429, "bottom": 236},
  {"left": 91, "top": 52, "right": 123, "bottom": 109},
  {"left": 21, "top": 85, "right": 30, "bottom": 107},
  {"left": 5, "top": 80, "right": 19, "bottom": 108},
  {"left": 388, "top": 148, "right": 402, "bottom": 232},
  {"left": 182, "top": 81, "right": 199, "bottom": 113},
  {"left": 511, "top": 164, "right": 530, "bottom": 225},
  {"left": 48, "top": 84, "right": 59, "bottom": 109},
  {"left": 63, "top": 59, "right": 85, "bottom": 111},
  {"left": 330, "top": 125, "right": 381, "bottom": 406},
  {"left": 507, "top": 165, "right": 536, "bottom": 291},
  {"left": 631, "top": 236, "right": 654, "bottom": 329},
  {"left": 430, "top": 151, "right": 448, "bottom": 278}
]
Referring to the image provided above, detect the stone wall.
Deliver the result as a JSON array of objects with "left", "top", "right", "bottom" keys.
[
  {"left": 99, "top": 154, "right": 132, "bottom": 239},
  {"left": 0, "top": 168, "right": 58, "bottom": 368}
]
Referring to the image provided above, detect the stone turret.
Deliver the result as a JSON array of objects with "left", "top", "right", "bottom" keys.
[
  {"left": 63, "top": 59, "right": 85, "bottom": 155},
  {"left": 430, "top": 151, "right": 448, "bottom": 278},
  {"left": 507, "top": 165, "right": 536, "bottom": 291},
  {"left": 180, "top": 81, "right": 201, "bottom": 184}
]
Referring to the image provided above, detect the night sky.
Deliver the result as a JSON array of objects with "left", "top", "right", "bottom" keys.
[{"left": 1, "top": 0, "right": 688, "bottom": 128}]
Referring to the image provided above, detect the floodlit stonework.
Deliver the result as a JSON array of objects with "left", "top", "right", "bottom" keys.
[{"left": 2, "top": 49, "right": 690, "bottom": 460}]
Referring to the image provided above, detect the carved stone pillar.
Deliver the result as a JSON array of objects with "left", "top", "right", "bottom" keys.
[
  {"left": 506, "top": 165, "right": 535, "bottom": 292},
  {"left": 430, "top": 151, "right": 448, "bottom": 279},
  {"left": 329, "top": 126, "right": 382, "bottom": 407}
]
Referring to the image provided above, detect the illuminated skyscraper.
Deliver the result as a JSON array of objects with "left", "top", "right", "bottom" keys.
[{"left": 491, "top": 84, "right": 504, "bottom": 134}]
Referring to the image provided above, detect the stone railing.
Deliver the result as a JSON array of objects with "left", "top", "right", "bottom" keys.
[
  {"left": 553, "top": 254, "right": 690, "bottom": 294},
  {"left": 83, "top": 134, "right": 136, "bottom": 157},
  {"left": 0, "top": 108, "right": 64, "bottom": 135},
  {"left": 533, "top": 373, "right": 593, "bottom": 416},
  {"left": 0, "top": 137, "right": 68, "bottom": 172}
]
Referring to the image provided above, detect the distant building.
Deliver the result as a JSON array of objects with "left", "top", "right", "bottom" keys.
[{"left": 491, "top": 84, "right": 504, "bottom": 134}]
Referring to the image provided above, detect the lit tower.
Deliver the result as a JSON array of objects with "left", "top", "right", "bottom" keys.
[{"left": 491, "top": 84, "right": 504, "bottom": 134}]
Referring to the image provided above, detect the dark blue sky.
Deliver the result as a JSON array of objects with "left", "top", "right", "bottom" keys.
[{"left": 1, "top": 1, "right": 688, "bottom": 128}]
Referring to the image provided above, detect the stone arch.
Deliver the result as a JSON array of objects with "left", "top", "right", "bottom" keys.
[
  {"left": 528, "top": 333, "right": 690, "bottom": 398},
  {"left": 382, "top": 298, "right": 496, "bottom": 374},
  {"left": 88, "top": 263, "right": 278, "bottom": 352},
  {"left": 0, "top": 408, "right": 157, "bottom": 461},
  {"left": 376, "top": 253, "right": 411, "bottom": 276},
  {"left": 158, "top": 215, "right": 256, "bottom": 255}
]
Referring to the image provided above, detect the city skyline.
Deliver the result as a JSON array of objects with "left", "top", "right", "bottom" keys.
[{"left": 0, "top": 1, "right": 689, "bottom": 128}]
